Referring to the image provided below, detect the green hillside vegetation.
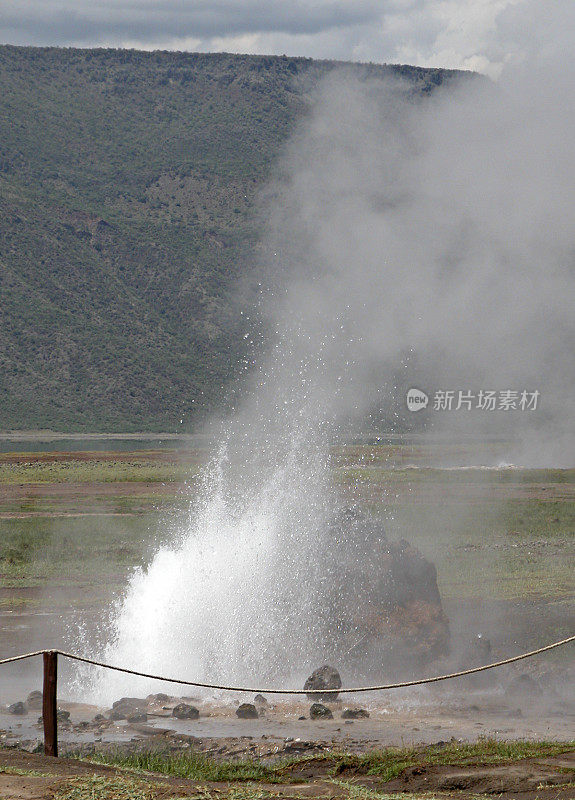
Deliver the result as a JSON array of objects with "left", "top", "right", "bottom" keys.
[{"left": 0, "top": 46, "right": 469, "bottom": 431}]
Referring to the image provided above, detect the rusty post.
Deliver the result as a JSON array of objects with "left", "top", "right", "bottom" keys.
[{"left": 42, "top": 650, "right": 58, "bottom": 757}]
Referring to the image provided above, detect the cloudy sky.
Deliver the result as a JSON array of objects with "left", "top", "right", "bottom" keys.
[{"left": 0, "top": 0, "right": 570, "bottom": 77}]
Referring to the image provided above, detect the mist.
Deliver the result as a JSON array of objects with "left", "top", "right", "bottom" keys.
[{"left": 250, "top": 62, "right": 575, "bottom": 467}]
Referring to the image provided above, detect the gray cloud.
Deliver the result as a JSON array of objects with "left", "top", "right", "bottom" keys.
[
  {"left": 1, "top": 1, "right": 572, "bottom": 78},
  {"left": 0, "top": 0, "right": 380, "bottom": 47}
]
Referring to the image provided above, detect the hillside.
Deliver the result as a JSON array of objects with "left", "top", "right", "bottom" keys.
[{"left": 0, "top": 46, "right": 468, "bottom": 431}]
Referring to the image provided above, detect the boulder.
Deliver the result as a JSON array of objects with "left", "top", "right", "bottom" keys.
[
  {"left": 147, "top": 693, "right": 170, "bottom": 704},
  {"left": 26, "top": 691, "right": 43, "bottom": 710},
  {"left": 304, "top": 665, "right": 342, "bottom": 701},
  {"left": 172, "top": 703, "right": 199, "bottom": 720},
  {"left": 8, "top": 702, "right": 26, "bottom": 715},
  {"left": 309, "top": 703, "right": 333, "bottom": 720},
  {"left": 341, "top": 708, "right": 370, "bottom": 719},
  {"left": 127, "top": 712, "right": 148, "bottom": 723},
  {"left": 57, "top": 709, "right": 71, "bottom": 722},
  {"left": 110, "top": 697, "right": 147, "bottom": 720},
  {"left": 254, "top": 694, "right": 268, "bottom": 706},
  {"left": 236, "top": 703, "right": 258, "bottom": 719},
  {"left": 328, "top": 511, "right": 450, "bottom": 670}
]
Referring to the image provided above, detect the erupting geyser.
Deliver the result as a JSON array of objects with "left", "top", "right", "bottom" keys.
[{"left": 73, "top": 60, "right": 575, "bottom": 702}]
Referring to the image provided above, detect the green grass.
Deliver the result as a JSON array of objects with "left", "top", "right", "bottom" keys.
[
  {"left": 330, "top": 739, "right": 575, "bottom": 781},
  {"left": 79, "top": 739, "right": 575, "bottom": 787},
  {"left": 84, "top": 749, "right": 283, "bottom": 783},
  {"left": 0, "top": 459, "right": 197, "bottom": 484}
]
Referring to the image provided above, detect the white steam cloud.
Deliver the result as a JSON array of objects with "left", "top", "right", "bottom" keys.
[{"left": 255, "top": 59, "right": 575, "bottom": 465}]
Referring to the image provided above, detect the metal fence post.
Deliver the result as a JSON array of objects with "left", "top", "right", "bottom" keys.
[{"left": 42, "top": 650, "right": 58, "bottom": 757}]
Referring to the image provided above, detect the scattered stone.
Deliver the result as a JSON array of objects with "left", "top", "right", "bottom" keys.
[
  {"left": 309, "top": 703, "right": 333, "bottom": 720},
  {"left": 127, "top": 712, "right": 148, "bottom": 723},
  {"left": 341, "top": 708, "right": 370, "bottom": 719},
  {"left": 8, "top": 702, "right": 26, "bottom": 716},
  {"left": 298, "top": 716, "right": 306, "bottom": 720},
  {"left": 254, "top": 694, "right": 268, "bottom": 706},
  {"left": 172, "top": 703, "right": 199, "bottom": 720},
  {"left": 26, "top": 691, "right": 43, "bottom": 710},
  {"left": 304, "top": 665, "right": 342, "bottom": 701},
  {"left": 92, "top": 714, "right": 107, "bottom": 724},
  {"left": 75, "top": 721, "right": 90, "bottom": 730},
  {"left": 236, "top": 703, "right": 258, "bottom": 719},
  {"left": 505, "top": 674, "right": 543, "bottom": 698},
  {"left": 147, "top": 693, "right": 170, "bottom": 704},
  {"left": 110, "top": 697, "right": 148, "bottom": 720}
]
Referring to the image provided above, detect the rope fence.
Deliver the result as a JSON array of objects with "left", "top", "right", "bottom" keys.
[{"left": 2, "top": 633, "right": 574, "bottom": 757}]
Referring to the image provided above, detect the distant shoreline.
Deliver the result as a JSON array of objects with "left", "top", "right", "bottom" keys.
[{"left": 0, "top": 431, "right": 201, "bottom": 441}]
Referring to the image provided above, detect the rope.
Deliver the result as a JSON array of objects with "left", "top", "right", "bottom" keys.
[
  {"left": 55, "top": 634, "right": 575, "bottom": 694},
  {"left": 0, "top": 650, "right": 47, "bottom": 665},
  {"left": 1, "top": 635, "right": 573, "bottom": 693}
]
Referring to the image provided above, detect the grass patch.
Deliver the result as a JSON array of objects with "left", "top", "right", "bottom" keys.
[
  {"left": 0, "top": 459, "right": 196, "bottom": 484},
  {"left": 331, "top": 739, "right": 575, "bottom": 781},
  {"left": 77, "top": 739, "right": 575, "bottom": 787},
  {"left": 84, "top": 749, "right": 283, "bottom": 783}
]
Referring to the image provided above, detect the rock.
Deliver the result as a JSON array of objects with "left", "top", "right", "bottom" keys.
[
  {"left": 92, "top": 714, "right": 107, "bottom": 724},
  {"left": 147, "top": 693, "right": 170, "bottom": 704},
  {"left": 505, "top": 674, "right": 543, "bottom": 699},
  {"left": 110, "top": 697, "right": 147, "bottom": 720},
  {"left": 172, "top": 703, "right": 199, "bottom": 720},
  {"left": 309, "top": 703, "right": 333, "bottom": 720},
  {"left": 127, "top": 712, "right": 148, "bottom": 723},
  {"left": 236, "top": 703, "right": 258, "bottom": 719},
  {"left": 304, "top": 665, "right": 342, "bottom": 701},
  {"left": 57, "top": 709, "right": 71, "bottom": 722},
  {"left": 8, "top": 702, "right": 26, "bottom": 715},
  {"left": 341, "top": 708, "right": 370, "bottom": 719},
  {"left": 254, "top": 694, "right": 268, "bottom": 706},
  {"left": 328, "top": 511, "right": 450, "bottom": 669},
  {"left": 26, "top": 691, "right": 43, "bottom": 710}
]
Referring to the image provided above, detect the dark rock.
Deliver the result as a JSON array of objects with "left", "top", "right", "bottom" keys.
[
  {"left": 309, "top": 703, "right": 333, "bottom": 720},
  {"left": 328, "top": 511, "right": 450, "bottom": 668},
  {"left": 57, "top": 709, "right": 71, "bottom": 722},
  {"left": 93, "top": 714, "right": 107, "bottom": 723},
  {"left": 236, "top": 703, "right": 258, "bottom": 719},
  {"left": 8, "top": 702, "right": 26, "bottom": 715},
  {"left": 172, "top": 703, "right": 199, "bottom": 720},
  {"left": 341, "top": 708, "right": 370, "bottom": 719},
  {"left": 254, "top": 694, "right": 268, "bottom": 706},
  {"left": 110, "top": 697, "right": 147, "bottom": 720},
  {"left": 127, "top": 712, "right": 148, "bottom": 723},
  {"left": 26, "top": 691, "right": 43, "bottom": 710},
  {"left": 304, "top": 665, "right": 342, "bottom": 701},
  {"left": 147, "top": 693, "right": 170, "bottom": 704},
  {"left": 505, "top": 674, "right": 543, "bottom": 698},
  {"left": 298, "top": 715, "right": 307, "bottom": 720},
  {"left": 75, "top": 721, "right": 90, "bottom": 730}
]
